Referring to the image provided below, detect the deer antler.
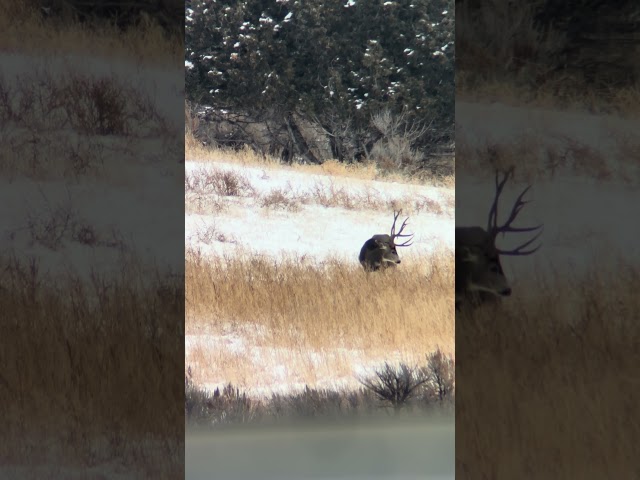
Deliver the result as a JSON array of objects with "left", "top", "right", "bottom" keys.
[
  {"left": 487, "top": 168, "right": 543, "bottom": 256},
  {"left": 390, "top": 210, "right": 414, "bottom": 247}
]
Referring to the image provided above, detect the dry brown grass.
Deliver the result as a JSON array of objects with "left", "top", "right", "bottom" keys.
[
  {"left": 186, "top": 248, "right": 452, "bottom": 346},
  {"left": 185, "top": 134, "right": 455, "bottom": 189},
  {"left": 0, "top": 255, "right": 183, "bottom": 477},
  {"left": 456, "top": 259, "right": 640, "bottom": 478},
  {"left": 0, "top": 1, "right": 182, "bottom": 66},
  {"left": 185, "top": 248, "right": 454, "bottom": 393}
]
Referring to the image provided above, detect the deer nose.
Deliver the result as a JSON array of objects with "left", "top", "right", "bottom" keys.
[
  {"left": 501, "top": 287, "right": 512, "bottom": 296},
  {"left": 396, "top": 259, "right": 401, "bottom": 264}
]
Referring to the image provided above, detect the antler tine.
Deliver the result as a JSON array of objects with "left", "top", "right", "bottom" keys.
[
  {"left": 389, "top": 210, "right": 401, "bottom": 238},
  {"left": 392, "top": 213, "right": 414, "bottom": 247},
  {"left": 494, "top": 184, "right": 536, "bottom": 235},
  {"left": 497, "top": 225, "right": 544, "bottom": 256},
  {"left": 486, "top": 168, "right": 513, "bottom": 233},
  {"left": 395, "top": 236, "right": 414, "bottom": 247}
]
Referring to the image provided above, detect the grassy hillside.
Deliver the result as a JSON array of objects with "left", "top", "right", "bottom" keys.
[{"left": 185, "top": 146, "right": 455, "bottom": 404}]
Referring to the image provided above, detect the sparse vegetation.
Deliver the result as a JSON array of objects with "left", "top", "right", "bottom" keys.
[
  {"left": 456, "top": 129, "right": 640, "bottom": 185},
  {"left": 0, "top": 71, "right": 178, "bottom": 181},
  {"left": 184, "top": 158, "right": 455, "bottom": 217},
  {"left": 259, "top": 189, "right": 301, "bottom": 212},
  {"left": 186, "top": 353, "right": 454, "bottom": 428}
]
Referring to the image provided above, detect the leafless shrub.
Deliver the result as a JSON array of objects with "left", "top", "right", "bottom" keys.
[
  {"left": 66, "top": 76, "right": 127, "bottom": 135},
  {"left": 359, "top": 362, "right": 429, "bottom": 413},
  {"left": 370, "top": 109, "right": 429, "bottom": 172},
  {"left": 185, "top": 371, "right": 263, "bottom": 426},
  {"left": 64, "top": 136, "right": 106, "bottom": 177},
  {"left": 421, "top": 349, "right": 455, "bottom": 405},
  {"left": 371, "top": 138, "right": 425, "bottom": 172},
  {"left": 310, "top": 181, "right": 359, "bottom": 209},
  {"left": 26, "top": 197, "right": 76, "bottom": 251},
  {"left": 72, "top": 224, "right": 99, "bottom": 246},
  {"left": 193, "top": 224, "right": 236, "bottom": 244},
  {"left": 185, "top": 169, "right": 255, "bottom": 197},
  {"left": 260, "top": 189, "right": 301, "bottom": 211},
  {"left": 372, "top": 109, "right": 430, "bottom": 145},
  {"left": 185, "top": 191, "right": 226, "bottom": 215},
  {"left": 412, "top": 196, "right": 444, "bottom": 215},
  {"left": 560, "top": 136, "right": 612, "bottom": 181}
]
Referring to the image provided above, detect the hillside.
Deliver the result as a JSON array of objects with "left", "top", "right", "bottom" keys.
[{"left": 185, "top": 154, "right": 455, "bottom": 397}]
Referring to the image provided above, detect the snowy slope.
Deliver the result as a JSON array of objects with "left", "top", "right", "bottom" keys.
[
  {"left": 0, "top": 53, "right": 184, "bottom": 281},
  {"left": 185, "top": 160, "right": 455, "bottom": 266}
]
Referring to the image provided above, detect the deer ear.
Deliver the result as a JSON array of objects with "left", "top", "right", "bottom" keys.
[
  {"left": 375, "top": 239, "right": 389, "bottom": 249},
  {"left": 458, "top": 246, "right": 481, "bottom": 263}
]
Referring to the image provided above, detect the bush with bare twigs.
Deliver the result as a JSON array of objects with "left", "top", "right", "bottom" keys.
[{"left": 185, "top": 353, "right": 454, "bottom": 428}]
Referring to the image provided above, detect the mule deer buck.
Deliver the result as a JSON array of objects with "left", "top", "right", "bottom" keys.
[
  {"left": 456, "top": 168, "right": 542, "bottom": 310},
  {"left": 359, "top": 210, "right": 414, "bottom": 271}
]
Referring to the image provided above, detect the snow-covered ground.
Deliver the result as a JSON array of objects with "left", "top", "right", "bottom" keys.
[
  {"left": 1, "top": 166, "right": 184, "bottom": 280},
  {"left": 0, "top": 53, "right": 184, "bottom": 282},
  {"left": 456, "top": 101, "right": 640, "bottom": 289},
  {"left": 185, "top": 326, "right": 431, "bottom": 397},
  {"left": 186, "top": 160, "right": 454, "bottom": 264}
]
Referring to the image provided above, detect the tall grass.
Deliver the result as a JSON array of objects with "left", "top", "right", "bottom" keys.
[
  {"left": 186, "top": 247, "right": 454, "bottom": 396},
  {"left": 456, "top": 259, "right": 640, "bottom": 478},
  {"left": 186, "top": 249, "right": 454, "bottom": 353},
  {"left": 0, "top": 0, "right": 182, "bottom": 65},
  {"left": 0, "top": 255, "right": 184, "bottom": 476}
]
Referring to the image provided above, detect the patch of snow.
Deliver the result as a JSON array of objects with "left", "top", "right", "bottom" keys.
[{"left": 185, "top": 161, "right": 453, "bottom": 266}]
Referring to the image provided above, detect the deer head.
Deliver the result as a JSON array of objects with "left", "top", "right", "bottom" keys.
[
  {"left": 359, "top": 210, "right": 414, "bottom": 271},
  {"left": 456, "top": 168, "right": 543, "bottom": 310}
]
